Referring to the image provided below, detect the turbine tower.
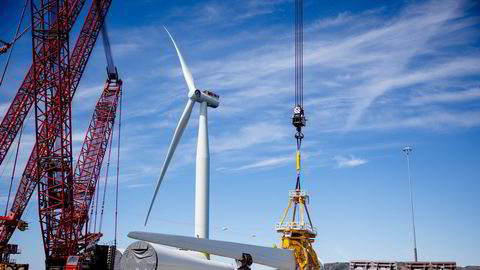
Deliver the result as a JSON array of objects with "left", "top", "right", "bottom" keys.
[{"left": 145, "top": 28, "right": 219, "bottom": 258}]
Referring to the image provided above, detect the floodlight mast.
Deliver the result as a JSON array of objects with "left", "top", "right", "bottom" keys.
[{"left": 403, "top": 146, "right": 418, "bottom": 262}]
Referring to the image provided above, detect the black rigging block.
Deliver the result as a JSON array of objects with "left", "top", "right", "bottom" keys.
[{"left": 292, "top": 105, "right": 306, "bottom": 130}]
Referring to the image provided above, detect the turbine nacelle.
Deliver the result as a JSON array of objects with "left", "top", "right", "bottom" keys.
[{"left": 189, "top": 89, "right": 220, "bottom": 108}]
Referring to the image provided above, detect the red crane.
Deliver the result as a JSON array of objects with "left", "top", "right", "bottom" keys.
[
  {"left": 31, "top": 0, "right": 77, "bottom": 262},
  {"left": 0, "top": 0, "right": 86, "bottom": 169},
  {"left": 0, "top": 0, "right": 88, "bottom": 259},
  {"left": 0, "top": 0, "right": 119, "bottom": 267},
  {"left": 73, "top": 77, "right": 122, "bottom": 244}
]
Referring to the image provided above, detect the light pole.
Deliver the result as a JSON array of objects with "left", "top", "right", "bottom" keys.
[{"left": 403, "top": 146, "right": 418, "bottom": 262}]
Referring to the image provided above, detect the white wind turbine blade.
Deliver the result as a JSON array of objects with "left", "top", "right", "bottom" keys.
[
  {"left": 128, "top": 231, "right": 297, "bottom": 270},
  {"left": 164, "top": 26, "right": 196, "bottom": 94},
  {"left": 145, "top": 99, "right": 195, "bottom": 225}
]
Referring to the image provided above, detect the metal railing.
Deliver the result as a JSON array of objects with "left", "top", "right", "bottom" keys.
[{"left": 275, "top": 221, "right": 317, "bottom": 234}]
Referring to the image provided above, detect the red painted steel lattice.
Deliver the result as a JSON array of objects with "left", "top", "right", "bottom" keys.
[
  {"left": 31, "top": 0, "right": 76, "bottom": 259},
  {"left": 0, "top": 0, "right": 86, "bottom": 169},
  {"left": 73, "top": 78, "right": 122, "bottom": 242},
  {"left": 0, "top": 0, "right": 86, "bottom": 247},
  {"left": 0, "top": 0, "right": 115, "bottom": 264}
]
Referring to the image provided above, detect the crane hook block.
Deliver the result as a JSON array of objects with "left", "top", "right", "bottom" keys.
[{"left": 292, "top": 105, "right": 306, "bottom": 129}]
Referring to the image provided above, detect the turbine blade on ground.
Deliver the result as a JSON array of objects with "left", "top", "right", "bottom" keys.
[
  {"left": 128, "top": 231, "right": 296, "bottom": 270},
  {"left": 164, "top": 26, "right": 196, "bottom": 94},
  {"left": 145, "top": 99, "right": 195, "bottom": 225}
]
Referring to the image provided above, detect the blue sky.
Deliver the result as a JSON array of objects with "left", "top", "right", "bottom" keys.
[{"left": 0, "top": 0, "right": 479, "bottom": 269}]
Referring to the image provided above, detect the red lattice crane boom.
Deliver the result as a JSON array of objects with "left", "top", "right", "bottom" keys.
[
  {"left": 73, "top": 77, "right": 122, "bottom": 239},
  {"left": 31, "top": 0, "right": 76, "bottom": 260},
  {"left": 0, "top": 0, "right": 114, "bottom": 266},
  {"left": 0, "top": 0, "right": 87, "bottom": 256},
  {"left": 0, "top": 0, "right": 86, "bottom": 169},
  {"left": 33, "top": 0, "right": 114, "bottom": 264}
]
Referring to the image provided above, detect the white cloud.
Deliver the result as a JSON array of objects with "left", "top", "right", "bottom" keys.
[
  {"left": 0, "top": 103, "right": 9, "bottom": 119},
  {"left": 166, "top": 0, "right": 289, "bottom": 26},
  {"left": 409, "top": 87, "right": 480, "bottom": 105},
  {"left": 125, "top": 183, "right": 150, "bottom": 189},
  {"left": 16, "top": 0, "right": 473, "bottom": 195},
  {"left": 112, "top": 43, "right": 141, "bottom": 56},
  {"left": 359, "top": 111, "right": 480, "bottom": 131},
  {"left": 109, "top": 0, "right": 480, "bottom": 137},
  {"left": 338, "top": 1, "right": 470, "bottom": 129},
  {"left": 333, "top": 155, "right": 368, "bottom": 169},
  {"left": 212, "top": 122, "right": 289, "bottom": 153},
  {"left": 235, "top": 155, "right": 293, "bottom": 171}
]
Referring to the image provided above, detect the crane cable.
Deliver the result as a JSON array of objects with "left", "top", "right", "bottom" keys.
[
  {"left": 1, "top": 0, "right": 29, "bottom": 87},
  {"left": 1, "top": 107, "right": 32, "bottom": 216},
  {"left": 0, "top": 108, "right": 31, "bottom": 185},
  {"left": 114, "top": 90, "right": 123, "bottom": 246},
  {"left": 295, "top": 0, "right": 304, "bottom": 109},
  {"left": 98, "top": 98, "right": 119, "bottom": 233},
  {"left": 93, "top": 161, "right": 101, "bottom": 233},
  {"left": 89, "top": 171, "right": 100, "bottom": 232},
  {"left": 293, "top": 0, "right": 305, "bottom": 190},
  {"left": 96, "top": 89, "right": 122, "bottom": 246},
  {"left": 96, "top": 88, "right": 121, "bottom": 233},
  {"left": 4, "top": 124, "right": 24, "bottom": 216},
  {"left": 293, "top": 0, "right": 315, "bottom": 231}
]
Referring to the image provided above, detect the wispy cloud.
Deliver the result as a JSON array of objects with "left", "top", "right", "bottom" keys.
[
  {"left": 235, "top": 155, "right": 293, "bottom": 171},
  {"left": 0, "top": 103, "right": 9, "bottom": 119},
  {"left": 124, "top": 183, "right": 150, "bottom": 189},
  {"left": 109, "top": 0, "right": 480, "bottom": 137},
  {"left": 211, "top": 122, "right": 289, "bottom": 153},
  {"left": 358, "top": 111, "right": 480, "bottom": 131},
  {"left": 337, "top": 1, "right": 471, "bottom": 129},
  {"left": 333, "top": 155, "right": 368, "bottom": 169},
  {"left": 81, "top": 0, "right": 480, "bottom": 194},
  {"left": 166, "top": 0, "right": 289, "bottom": 26},
  {"left": 409, "top": 86, "right": 480, "bottom": 105},
  {"left": 21, "top": 0, "right": 475, "bottom": 194},
  {"left": 112, "top": 42, "right": 141, "bottom": 56}
]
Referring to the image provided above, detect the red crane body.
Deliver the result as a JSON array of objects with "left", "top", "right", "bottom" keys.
[
  {"left": 0, "top": 0, "right": 86, "bottom": 168},
  {"left": 0, "top": 0, "right": 116, "bottom": 266},
  {"left": 0, "top": 0, "right": 87, "bottom": 249},
  {"left": 30, "top": 0, "right": 80, "bottom": 261},
  {"left": 73, "top": 78, "right": 122, "bottom": 237}
]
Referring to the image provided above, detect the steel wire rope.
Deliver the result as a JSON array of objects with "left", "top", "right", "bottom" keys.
[
  {"left": 114, "top": 90, "right": 122, "bottom": 246},
  {"left": 89, "top": 174, "right": 99, "bottom": 232},
  {"left": 88, "top": 84, "right": 121, "bottom": 235},
  {"left": 0, "top": 140, "right": 16, "bottom": 183},
  {"left": 98, "top": 100, "right": 118, "bottom": 233},
  {"left": 0, "top": 103, "right": 33, "bottom": 188},
  {"left": 5, "top": 108, "right": 35, "bottom": 224},
  {"left": 0, "top": 0, "right": 29, "bottom": 87},
  {"left": 93, "top": 95, "right": 118, "bottom": 234},
  {"left": 4, "top": 124, "right": 23, "bottom": 216},
  {"left": 93, "top": 163, "right": 101, "bottom": 233}
]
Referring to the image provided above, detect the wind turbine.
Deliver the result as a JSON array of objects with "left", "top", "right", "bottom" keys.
[
  {"left": 145, "top": 27, "right": 219, "bottom": 250},
  {"left": 130, "top": 27, "right": 321, "bottom": 270}
]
